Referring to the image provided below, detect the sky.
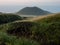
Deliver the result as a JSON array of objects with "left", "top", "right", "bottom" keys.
[{"left": 0, "top": 0, "right": 60, "bottom": 13}]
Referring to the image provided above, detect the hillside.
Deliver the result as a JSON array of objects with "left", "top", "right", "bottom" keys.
[
  {"left": 0, "top": 12, "right": 2, "bottom": 14},
  {"left": 0, "top": 13, "right": 60, "bottom": 45},
  {"left": 36, "top": 13, "right": 60, "bottom": 23},
  {"left": 17, "top": 7, "right": 51, "bottom": 15},
  {"left": 29, "top": 13, "right": 60, "bottom": 21},
  {"left": 0, "top": 13, "right": 22, "bottom": 24}
]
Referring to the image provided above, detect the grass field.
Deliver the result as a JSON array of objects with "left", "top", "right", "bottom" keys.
[{"left": 0, "top": 13, "right": 60, "bottom": 45}]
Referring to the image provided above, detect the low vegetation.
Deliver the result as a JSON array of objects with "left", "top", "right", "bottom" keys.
[
  {"left": 0, "top": 14, "right": 22, "bottom": 24},
  {"left": 37, "top": 13, "right": 60, "bottom": 23},
  {"left": 0, "top": 32, "right": 39, "bottom": 45},
  {"left": 0, "top": 13, "right": 60, "bottom": 45}
]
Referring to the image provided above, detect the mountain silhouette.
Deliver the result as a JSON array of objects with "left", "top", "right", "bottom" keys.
[{"left": 17, "top": 7, "right": 51, "bottom": 15}]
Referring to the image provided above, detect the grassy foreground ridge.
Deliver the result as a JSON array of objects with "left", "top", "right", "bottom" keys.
[{"left": 0, "top": 13, "right": 60, "bottom": 45}]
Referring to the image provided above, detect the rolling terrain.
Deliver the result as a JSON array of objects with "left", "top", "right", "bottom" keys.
[
  {"left": 0, "top": 13, "right": 60, "bottom": 45},
  {"left": 0, "top": 13, "right": 22, "bottom": 24}
]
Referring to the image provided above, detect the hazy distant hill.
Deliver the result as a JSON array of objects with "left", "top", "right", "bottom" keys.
[
  {"left": 0, "top": 12, "right": 2, "bottom": 14},
  {"left": 17, "top": 7, "right": 51, "bottom": 15}
]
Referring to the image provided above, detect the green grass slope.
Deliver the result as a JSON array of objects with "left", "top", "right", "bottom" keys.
[
  {"left": 0, "top": 14, "right": 22, "bottom": 24},
  {"left": 0, "top": 21, "right": 39, "bottom": 45},
  {"left": 0, "top": 13, "right": 60, "bottom": 45},
  {"left": 37, "top": 13, "right": 60, "bottom": 23},
  {"left": 0, "top": 32, "right": 39, "bottom": 45},
  {"left": 34, "top": 13, "right": 60, "bottom": 45}
]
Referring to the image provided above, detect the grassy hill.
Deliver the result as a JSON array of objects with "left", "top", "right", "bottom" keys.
[
  {"left": 0, "top": 13, "right": 60, "bottom": 45},
  {"left": 0, "top": 32, "right": 39, "bottom": 45},
  {"left": 0, "top": 14, "right": 22, "bottom": 24},
  {"left": 36, "top": 13, "right": 60, "bottom": 23}
]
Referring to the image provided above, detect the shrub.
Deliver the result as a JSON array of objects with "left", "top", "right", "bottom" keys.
[
  {"left": 0, "top": 32, "right": 39, "bottom": 45},
  {"left": 0, "top": 14, "right": 22, "bottom": 24}
]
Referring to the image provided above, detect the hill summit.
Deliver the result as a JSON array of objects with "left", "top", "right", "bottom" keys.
[{"left": 17, "top": 7, "right": 51, "bottom": 15}]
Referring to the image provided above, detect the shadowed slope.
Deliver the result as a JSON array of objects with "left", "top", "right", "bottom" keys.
[{"left": 0, "top": 14, "right": 22, "bottom": 24}]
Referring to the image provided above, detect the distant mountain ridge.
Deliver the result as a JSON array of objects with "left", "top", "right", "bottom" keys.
[{"left": 17, "top": 7, "right": 51, "bottom": 15}]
